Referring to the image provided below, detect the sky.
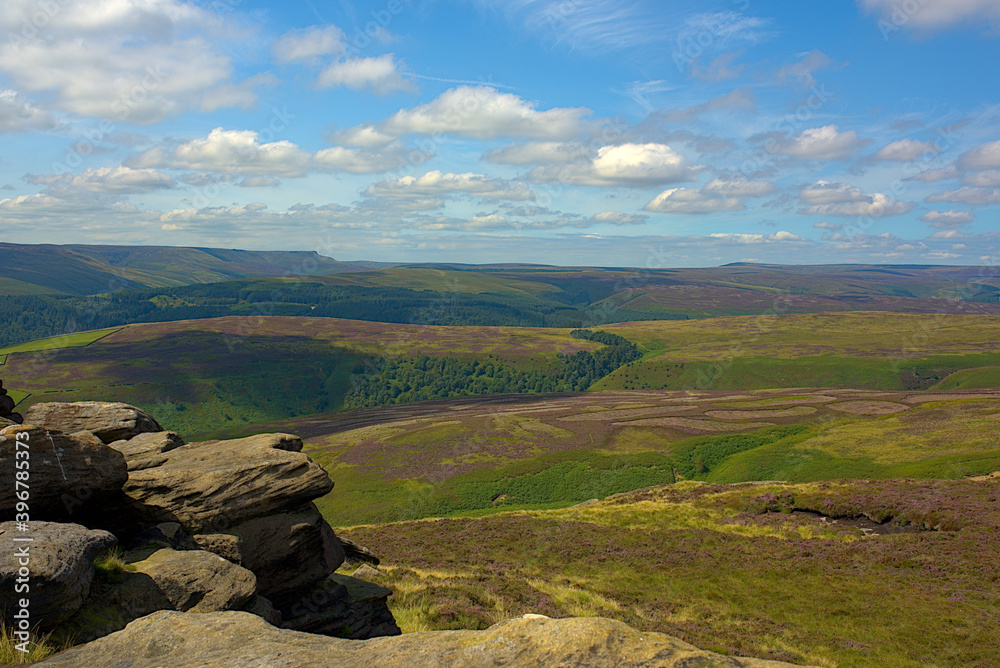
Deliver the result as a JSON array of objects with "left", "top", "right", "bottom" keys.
[{"left": 0, "top": 0, "right": 998, "bottom": 267}]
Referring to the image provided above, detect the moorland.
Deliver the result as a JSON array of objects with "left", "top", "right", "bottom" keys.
[{"left": 2, "top": 243, "right": 999, "bottom": 667}]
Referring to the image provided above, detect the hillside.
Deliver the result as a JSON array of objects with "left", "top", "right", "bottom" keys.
[{"left": 0, "top": 242, "right": 390, "bottom": 296}]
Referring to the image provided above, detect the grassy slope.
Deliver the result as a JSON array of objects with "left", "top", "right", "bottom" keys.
[
  {"left": 931, "top": 367, "right": 1000, "bottom": 390},
  {"left": 293, "top": 388, "right": 1000, "bottom": 525},
  {"left": 341, "top": 478, "right": 1000, "bottom": 667}
]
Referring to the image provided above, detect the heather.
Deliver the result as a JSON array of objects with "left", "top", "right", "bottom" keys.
[{"left": 341, "top": 478, "right": 1000, "bottom": 667}]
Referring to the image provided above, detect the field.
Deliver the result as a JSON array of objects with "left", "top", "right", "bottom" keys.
[
  {"left": 0, "top": 328, "right": 121, "bottom": 355},
  {"left": 241, "top": 387, "right": 1000, "bottom": 526},
  {"left": 339, "top": 477, "right": 1000, "bottom": 667}
]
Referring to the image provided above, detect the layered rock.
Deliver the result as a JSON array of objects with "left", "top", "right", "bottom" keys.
[
  {"left": 0, "top": 425, "right": 128, "bottom": 522},
  {"left": 121, "top": 432, "right": 333, "bottom": 533},
  {"left": 108, "top": 431, "right": 185, "bottom": 471},
  {"left": 0, "top": 521, "right": 116, "bottom": 626},
  {"left": 280, "top": 573, "right": 400, "bottom": 639},
  {"left": 38, "top": 611, "right": 811, "bottom": 668},
  {"left": 24, "top": 402, "right": 162, "bottom": 444}
]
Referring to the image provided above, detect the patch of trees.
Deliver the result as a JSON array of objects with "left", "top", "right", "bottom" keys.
[{"left": 344, "top": 329, "right": 643, "bottom": 409}]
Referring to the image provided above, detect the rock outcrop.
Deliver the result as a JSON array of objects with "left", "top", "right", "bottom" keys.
[
  {"left": 24, "top": 402, "right": 162, "bottom": 444},
  {"left": 38, "top": 611, "right": 812, "bottom": 667},
  {"left": 108, "top": 431, "right": 185, "bottom": 471},
  {"left": 0, "top": 425, "right": 128, "bottom": 521},
  {"left": 0, "top": 379, "right": 23, "bottom": 424},
  {"left": 0, "top": 521, "right": 117, "bottom": 626}
]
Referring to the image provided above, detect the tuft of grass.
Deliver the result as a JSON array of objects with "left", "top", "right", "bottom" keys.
[{"left": 0, "top": 624, "right": 61, "bottom": 664}]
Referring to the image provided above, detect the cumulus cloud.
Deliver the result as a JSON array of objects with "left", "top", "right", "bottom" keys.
[
  {"left": 371, "top": 86, "right": 591, "bottom": 140},
  {"left": 272, "top": 25, "right": 345, "bottom": 63},
  {"left": 365, "top": 171, "right": 535, "bottom": 204},
  {"left": 702, "top": 177, "right": 776, "bottom": 197},
  {"left": 858, "top": 0, "right": 1000, "bottom": 32},
  {"left": 483, "top": 141, "right": 592, "bottom": 165},
  {"left": 770, "top": 125, "right": 870, "bottom": 161},
  {"left": 330, "top": 124, "right": 398, "bottom": 148},
  {"left": 906, "top": 165, "right": 959, "bottom": 182},
  {"left": 644, "top": 188, "right": 744, "bottom": 214},
  {"left": 925, "top": 186, "right": 1000, "bottom": 205},
  {"left": 798, "top": 180, "right": 913, "bottom": 217},
  {"left": 0, "top": 0, "right": 265, "bottom": 123},
  {"left": 707, "top": 231, "right": 804, "bottom": 243},
  {"left": 872, "top": 138, "right": 941, "bottom": 161},
  {"left": 920, "top": 210, "right": 974, "bottom": 227},
  {"left": 317, "top": 54, "right": 414, "bottom": 94},
  {"left": 128, "top": 128, "right": 414, "bottom": 177},
  {"left": 529, "top": 143, "right": 699, "bottom": 187},
  {"left": 963, "top": 170, "right": 1000, "bottom": 187},
  {"left": 0, "top": 89, "right": 58, "bottom": 132},
  {"left": 24, "top": 166, "right": 175, "bottom": 194},
  {"left": 958, "top": 139, "right": 1000, "bottom": 170}
]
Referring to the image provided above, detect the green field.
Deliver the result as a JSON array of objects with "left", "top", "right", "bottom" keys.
[
  {"left": 340, "top": 477, "right": 1000, "bottom": 667},
  {"left": 931, "top": 366, "right": 1000, "bottom": 390},
  {"left": 0, "top": 328, "right": 120, "bottom": 355}
]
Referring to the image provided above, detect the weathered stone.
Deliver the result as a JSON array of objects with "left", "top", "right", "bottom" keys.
[
  {"left": 108, "top": 432, "right": 185, "bottom": 471},
  {"left": 24, "top": 402, "right": 162, "bottom": 444},
  {"left": 122, "top": 433, "right": 334, "bottom": 534},
  {"left": 242, "top": 595, "right": 281, "bottom": 626},
  {"left": 280, "top": 573, "right": 400, "bottom": 639},
  {"left": 38, "top": 611, "right": 812, "bottom": 667},
  {"left": 0, "top": 426, "right": 128, "bottom": 521},
  {"left": 192, "top": 503, "right": 345, "bottom": 604},
  {"left": 61, "top": 548, "right": 257, "bottom": 644},
  {"left": 127, "top": 522, "right": 200, "bottom": 553},
  {"left": 130, "top": 548, "right": 257, "bottom": 613},
  {"left": 0, "top": 521, "right": 116, "bottom": 627},
  {"left": 352, "top": 563, "right": 384, "bottom": 580},
  {"left": 340, "top": 535, "right": 380, "bottom": 565}
]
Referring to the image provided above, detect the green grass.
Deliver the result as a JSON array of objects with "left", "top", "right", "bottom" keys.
[
  {"left": 0, "top": 328, "right": 120, "bottom": 355},
  {"left": 342, "top": 478, "right": 1000, "bottom": 667},
  {"left": 0, "top": 624, "right": 61, "bottom": 664},
  {"left": 931, "top": 366, "right": 1000, "bottom": 390}
]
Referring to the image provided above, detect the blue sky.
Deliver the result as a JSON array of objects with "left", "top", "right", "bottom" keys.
[{"left": 0, "top": 0, "right": 998, "bottom": 267}]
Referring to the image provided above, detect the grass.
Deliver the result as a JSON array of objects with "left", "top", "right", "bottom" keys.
[
  {"left": 0, "top": 625, "right": 61, "bottom": 663},
  {"left": 932, "top": 366, "right": 1000, "bottom": 390},
  {"left": 0, "top": 328, "right": 120, "bottom": 355},
  {"left": 340, "top": 478, "right": 1000, "bottom": 667}
]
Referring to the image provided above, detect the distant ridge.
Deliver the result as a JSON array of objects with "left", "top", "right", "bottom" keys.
[{"left": 0, "top": 243, "right": 396, "bottom": 296}]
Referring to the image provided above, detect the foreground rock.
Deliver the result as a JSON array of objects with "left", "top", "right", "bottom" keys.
[
  {"left": 122, "top": 433, "right": 334, "bottom": 533},
  {"left": 0, "top": 379, "right": 23, "bottom": 423},
  {"left": 61, "top": 548, "right": 258, "bottom": 643},
  {"left": 280, "top": 573, "right": 400, "bottom": 639},
  {"left": 108, "top": 431, "right": 185, "bottom": 471},
  {"left": 0, "top": 428, "right": 127, "bottom": 521},
  {"left": 39, "top": 611, "right": 810, "bottom": 667},
  {"left": 0, "top": 522, "right": 116, "bottom": 626},
  {"left": 24, "top": 402, "right": 162, "bottom": 444}
]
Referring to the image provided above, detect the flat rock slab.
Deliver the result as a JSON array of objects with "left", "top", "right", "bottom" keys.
[
  {"left": 108, "top": 432, "right": 185, "bottom": 471},
  {"left": 0, "top": 521, "right": 116, "bottom": 627},
  {"left": 39, "top": 611, "right": 813, "bottom": 667},
  {"left": 123, "top": 433, "right": 334, "bottom": 534},
  {"left": 24, "top": 402, "right": 162, "bottom": 444},
  {"left": 0, "top": 426, "right": 127, "bottom": 521}
]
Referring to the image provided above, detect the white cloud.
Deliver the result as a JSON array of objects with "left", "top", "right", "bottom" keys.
[
  {"left": 591, "top": 211, "right": 648, "bottom": 225},
  {"left": 484, "top": 141, "right": 592, "bottom": 165},
  {"left": 798, "top": 180, "right": 913, "bottom": 217},
  {"left": 644, "top": 188, "right": 744, "bottom": 214},
  {"left": 963, "top": 169, "right": 1000, "bottom": 187},
  {"left": 373, "top": 86, "right": 591, "bottom": 140},
  {"left": 959, "top": 139, "right": 1000, "bottom": 170},
  {"left": 365, "top": 170, "right": 535, "bottom": 203},
  {"left": 906, "top": 165, "right": 959, "bottom": 182},
  {"left": 814, "top": 221, "right": 844, "bottom": 231},
  {"left": 920, "top": 209, "right": 974, "bottom": 227},
  {"left": 24, "top": 166, "right": 175, "bottom": 194},
  {"left": 0, "top": 89, "right": 57, "bottom": 132},
  {"left": 926, "top": 186, "right": 1000, "bottom": 205},
  {"left": 272, "top": 25, "right": 345, "bottom": 63},
  {"left": 702, "top": 177, "right": 776, "bottom": 197},
  {"left": 0, "top": 0, "right": 263, "bottom": 124},
  {"left": 707, "top": 231, "right": 803, "bottom": 243},
  {"left": 317, "top": 54, "right": 414, "bottom": 94},
  {"left": 530, "top": 143, "right": 699, "bottom": 187},
  {"left": 929, "top": 229, "right": 967, "bottom": 239},
  {"left": 859, "top": 0, "right": 1000, "bottom": 32},
  {"left": 128, "top": 128, "right": 414, "bottom": 177},
  {"left": 771, "top": 125, "right": 869, "bottom": 161},
  {"left": 331, "top": 124, "right": 398, "bottom": 148},
  {"left": 128, "top": 128, "right": 311, "bottom": 177},
  {"left": 238, "top": 176, "right": 280, "bottom": 188},
  {"left": 872, "top": 139, "right": 940, "bottom": 161}
]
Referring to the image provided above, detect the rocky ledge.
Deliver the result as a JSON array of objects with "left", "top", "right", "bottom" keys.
[{"left": 38, "top": 610, "right": 809, "bottom": 668}]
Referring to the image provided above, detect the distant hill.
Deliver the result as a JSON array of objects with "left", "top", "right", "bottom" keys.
[{"left": 0, "top": 243, "right": 394, "bottom": 296}]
